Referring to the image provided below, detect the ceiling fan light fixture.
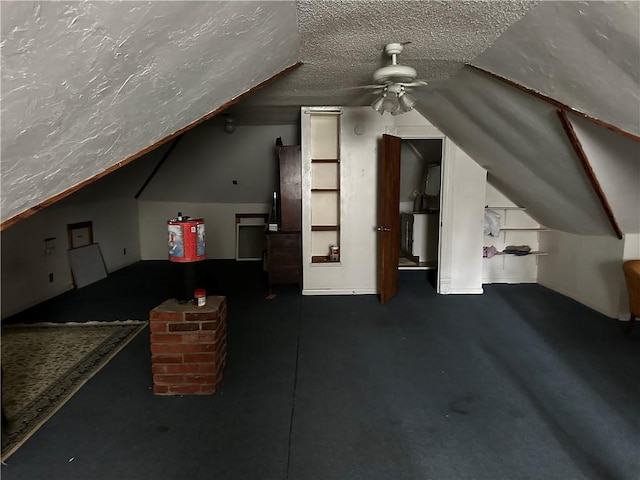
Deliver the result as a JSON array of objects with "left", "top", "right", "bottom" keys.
[
  {"left": 371, "top": 95, "right": 386, "bottom": 114},
  {"left": 364, "top": 43, "right": 427, "bottom": 115},
  {"left": 370, "top": 83, "right": 417, "bottom": 115},
  {"left": 398, "top": 89, "right": 417, "bottom": 112},
  {"left": 381, "top": 93, "right": 399, "bottom": 113}
]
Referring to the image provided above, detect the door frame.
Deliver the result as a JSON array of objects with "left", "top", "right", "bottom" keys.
[{"left": 384, "top": 125, "right": 451, "bottom": 294}]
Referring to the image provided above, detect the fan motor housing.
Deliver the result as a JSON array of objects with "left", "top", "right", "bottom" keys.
[{"left": 373, "top": 64, "right": 417, "bottom": 85}]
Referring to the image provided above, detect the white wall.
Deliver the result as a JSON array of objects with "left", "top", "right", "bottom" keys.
[
  {"left": 623, "top": 234, "right": 640, "bottom": 260},
  {"left": 1, "top": 120, "right": 298, "bottom": 317},
  {"left": 437, "top": 142, "right": 486, "bottom": 294},
  {"left": 1, "top": 197, "right": 140, "bottom": 319},
  {"left": 301, "top": 107, "right": 486, "bottom": 296},
  {"left": 538, "top": 231, "right": 626, "bottom": 319},
  {"left": 301, "top": 107, "right": 388, "bottom": 294},
  {"left": 136, "top": 121, "right": 298, "bottom": 261},
  {"left": 400, "top": 143, "right": 424, "bottom": 203},
  {"left": 393, "top": 112, "right": 487, "bottom": 295},
  {"left": 138, "top": 201, "right": 270, "bottom": 260},
  {"left": 139, "top": 121, "right": 298, "bottom": 204}
]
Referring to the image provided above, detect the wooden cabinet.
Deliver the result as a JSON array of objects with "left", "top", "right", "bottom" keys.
[
  {"left": 277, "top": 145, "right": 302, "bottom": 231},
  {"left": 266, "top": 143, "right": 302, "bottom": 290},
  {"left": 267, "top": 232, "right": 301, "bottom": 288}
]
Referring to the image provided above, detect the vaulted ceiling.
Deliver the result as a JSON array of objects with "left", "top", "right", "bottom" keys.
[{"left": 1, "top": 1, "right": 638, "bottom": 236}]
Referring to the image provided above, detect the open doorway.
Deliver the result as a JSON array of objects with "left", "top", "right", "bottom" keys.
[{"left": 397, "top": 139, "right": 442, "bottom": 287}]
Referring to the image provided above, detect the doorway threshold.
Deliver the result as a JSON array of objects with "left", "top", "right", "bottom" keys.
[{"left": 398, "top": 257, "right": 437, "bottom": 270}]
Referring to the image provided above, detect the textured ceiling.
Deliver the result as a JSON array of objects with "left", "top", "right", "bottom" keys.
[
  {"left": 227, "top": 0, "right": 538, "bottom": 123},
  {"left": 2, "top": 0, "right": 637, "bottom": 237},
  {"left": 412, "top": 1, "right": 640, "bottom": 237},
  {"left": 0, "top": 1, "right": 300, "bottom": 223},
  {"left": 473, "top": 1, "right": 640, "bottom": 136},
  {"left": 414, "top": 66, "right": 615, "bottom": 236}
]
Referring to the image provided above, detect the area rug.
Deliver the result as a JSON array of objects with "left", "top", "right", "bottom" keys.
[{"left": 1, "top": 320, "right": 147, "bottom": 461}]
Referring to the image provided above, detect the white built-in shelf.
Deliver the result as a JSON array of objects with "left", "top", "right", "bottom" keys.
[
  {"left": 485, "top": 206, "right": 526, "bottom": 211},
  {"left": 499, "top": 227, "right": 549, "bottom": 232},
  {"left": 309, "top": 112, "right": 341, "bottom": 263},
  {"left": 493, "top": 251, "right": 548, "bottom": 256}
]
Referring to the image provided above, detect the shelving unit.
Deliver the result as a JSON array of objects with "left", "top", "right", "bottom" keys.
[
  {"left": 483, "top": 189, "right": 548, "bottom": 283},
  {"left": 309, "top": 113, "right": 341, "bottom": 263},
  {"left": 485, "top": 206, "right": 548, "bottom": 249},
  {"left": 266, "top": 144, "right": 302, "bottom": 291}
]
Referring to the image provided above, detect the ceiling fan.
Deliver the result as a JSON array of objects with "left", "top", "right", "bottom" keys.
[{"left": 360, "top": 43, "right": 428, "bottom": 115}]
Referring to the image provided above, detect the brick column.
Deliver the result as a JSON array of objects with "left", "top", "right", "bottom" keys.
[{"left": 149, "top": 296, "right": 227, "bottom": 395}]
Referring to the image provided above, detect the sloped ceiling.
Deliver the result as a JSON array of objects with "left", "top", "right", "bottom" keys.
[
  {"left": 569, "top": 114, "right": 640, "bottom": 234},
  {"left": 412, "top": 1, "right": 639, "bottom": 237},
  {"left": 473, "top": 1, "right": 640, "bottom": 136},
  {"left": 0, "top": 1, "right": 300, "bottom": 224},
  {"left": 414, "top": 66, "right": 614, "bottom": 235},
  {"left": 2, "top": 0, "right": 638, "bottom": 239}
]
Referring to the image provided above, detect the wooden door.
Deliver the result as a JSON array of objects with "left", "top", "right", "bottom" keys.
[{"left": 377, "top": 134, "right": 402, "bottom": 303}]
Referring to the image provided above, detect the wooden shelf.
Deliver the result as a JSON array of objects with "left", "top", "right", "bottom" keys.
[
  {"left": 311, "top": 225, "right": 340, "bottom": 231},
  {"left": 311, "top": 255, "right": 340, "bottom": 264},
  {"left": 311, "top": 159, "right": 340, "bottom": 163},
  {"left": 311, "top": 188, "right": 340, "bottom": 192}
]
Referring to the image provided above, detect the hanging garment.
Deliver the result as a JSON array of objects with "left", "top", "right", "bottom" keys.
[
  {"left": 483, "top": 245, "right": 498, "bottom": 258},
  {"left": 484, "top": 209, "right": 501, "bottom": 237}
]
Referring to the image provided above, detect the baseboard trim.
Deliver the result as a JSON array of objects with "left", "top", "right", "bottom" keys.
[
  {"left": 302, "top": 288, "right": 377, "bottom": 296},
  {"left": 537, "top": 280, "right": 620, "bottom": 319},
  {"left": 440, "top": 287, "right": 484, "bottom": 295},
  {"left": 483, "top": 278, "right": 537, "bottom": 284}
]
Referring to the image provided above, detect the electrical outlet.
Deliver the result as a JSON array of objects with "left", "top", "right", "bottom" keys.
[
  {"left": 48, "top": 273, "right": 53, "bottom": 283},
  {"left": 123, "top": 248, "right": 127, "bottom": 255}
]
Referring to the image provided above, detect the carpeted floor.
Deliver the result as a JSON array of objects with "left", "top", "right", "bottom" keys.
[{"left": 1, "top": 260, "right": 638, "bottom": 480}]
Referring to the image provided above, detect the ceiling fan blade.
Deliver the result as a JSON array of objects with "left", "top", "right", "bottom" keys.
[
  {"left": 343, "top": 84, "right": 386, "bottom": 91},
  {"left": 400, "top": 80, "right": 428, "bottom": 88}
]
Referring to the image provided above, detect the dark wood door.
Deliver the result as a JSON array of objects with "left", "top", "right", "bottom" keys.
[{"left": 378, "top": 134, "right": 402, "bottom": 303}]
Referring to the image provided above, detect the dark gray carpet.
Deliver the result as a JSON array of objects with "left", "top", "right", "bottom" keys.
[{"left": 1, "top": 261, "right": 638, "bottom": 480}]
